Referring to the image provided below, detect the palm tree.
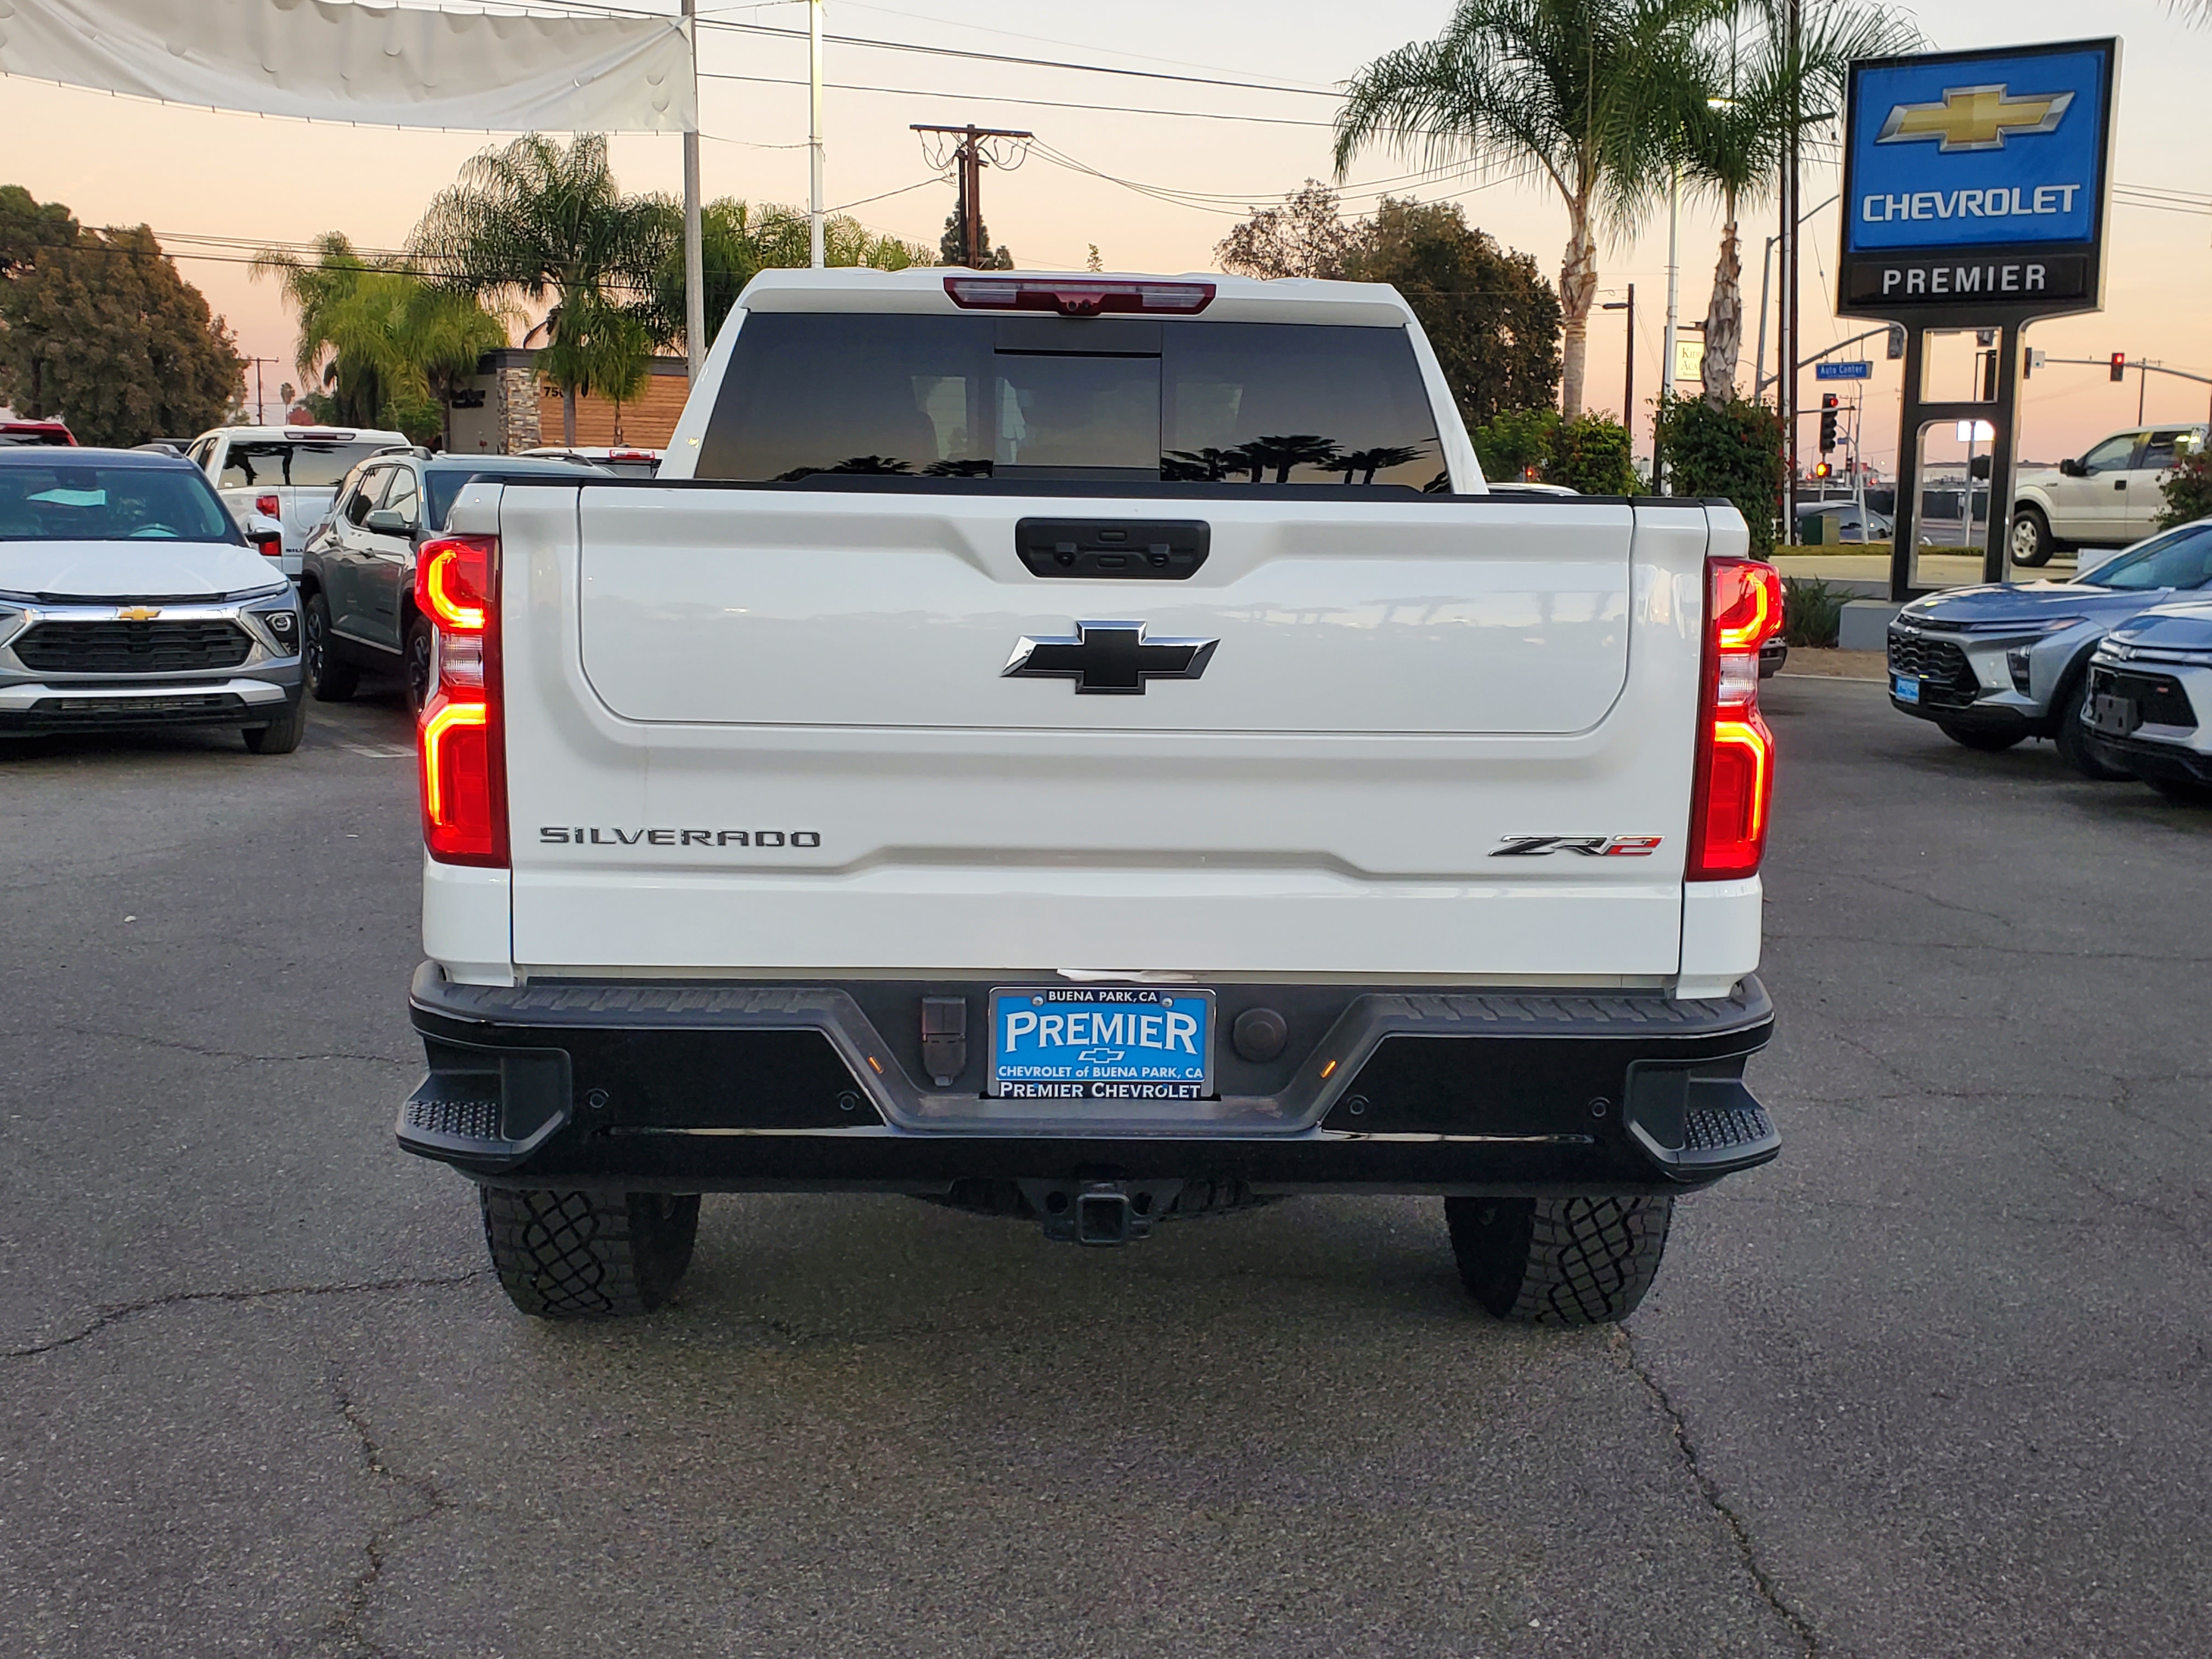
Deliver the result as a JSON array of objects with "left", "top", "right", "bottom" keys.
[
  {"left": 653, "top": 199, "right": 932, "bottom": 353},
  {"left": 1336, "top": 0, "right": 1728, "bottom": 416},
  {"left": 410, "top": 133, "right": 676, "bottom": 445},
  {"left": 253, "top": 234, "right": 510, "bottom": 444},
  {"left": 1677, "top": 1, "right": 1920, "bottom": 407}
]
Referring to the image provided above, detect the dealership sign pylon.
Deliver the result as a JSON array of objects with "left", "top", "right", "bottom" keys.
[{"left": 1837, "top": 38, "right": 2118, "bottom": 600}]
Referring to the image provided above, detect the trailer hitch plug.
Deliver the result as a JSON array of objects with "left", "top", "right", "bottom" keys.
[{"left": 1017, "top": 1178, "right": 1183, "bottom": 1246}]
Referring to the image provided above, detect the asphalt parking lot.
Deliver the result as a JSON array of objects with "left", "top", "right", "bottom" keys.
[{"left": 3, "top": 675, "right": 2208, "bottom": 1659}]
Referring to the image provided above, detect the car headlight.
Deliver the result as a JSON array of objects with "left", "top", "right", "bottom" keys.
[
  {"left": 250, "top": 602, "right": 300, "bottom": 652},
  {"left": 2005, "top": 647, "right": 2033, "bottom": 693}
]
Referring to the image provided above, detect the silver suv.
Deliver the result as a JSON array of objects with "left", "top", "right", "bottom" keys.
[{"left": 1887, "top": 518, "right": 2212, "bottom": 775}]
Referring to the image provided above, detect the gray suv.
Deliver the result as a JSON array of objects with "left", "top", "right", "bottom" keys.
[
  {"left": 298, "top": 453, "right": 606, "bottom": 709},
  {"left": 1887, "top": 518, "right": 2212, "bottom": 775}
]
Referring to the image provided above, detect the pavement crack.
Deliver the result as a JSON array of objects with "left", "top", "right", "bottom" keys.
[
  {"left": 21, "top": 1024, "right": 416, "bottom": 1070},
  {"left": 1616, "top": 1327, "right": 1823, "bottom": 1657},
  {"left": 323, "top": 1372, "right": 455, "bottom": 1659},
  {"left": 3, "top": 1271, "right": 489, "bottom": 1360}
]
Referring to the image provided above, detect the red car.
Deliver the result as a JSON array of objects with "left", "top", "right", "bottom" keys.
[{"left": 0, "top": 419, "right": 76, "bottom": 447}]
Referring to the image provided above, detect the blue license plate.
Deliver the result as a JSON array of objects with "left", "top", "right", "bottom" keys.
[
  {"left": 1893, "top": 674, "right": 1920, "bottom": 703},
  {"left": 988, "top": 988, "right": 1214, "bottom": 1100}
]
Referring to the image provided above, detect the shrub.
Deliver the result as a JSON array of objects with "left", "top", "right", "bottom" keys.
[
  {"left": 1548, "top": 412, "right": 1639, "bottom": 495},
  {"left": 2157, "top": 448, "right": 2212, "bottom": 531},
  {"left": 1653, "top": 393, "right": 1787, "bottom": 556},
  {"left": 1471, "top": 407, "right": 1637, "bottom": 495},
  {"left": 1780, "top": 576, "right": 1849, "bottom": 648}
]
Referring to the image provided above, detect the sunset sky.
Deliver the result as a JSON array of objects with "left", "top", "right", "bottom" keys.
[{"left": 2, "top": 0, "right": 2205, "bottom": 468}]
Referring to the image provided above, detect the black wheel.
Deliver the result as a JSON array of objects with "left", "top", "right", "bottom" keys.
[
  {"left": 2053, "top": 675, "right": 2134, "bottom": 781},
  {"left": 241, "top": 695, "right": 306, "bottom": 755},
  {"left": 1937, "top": 721, "right": 2025, "bottom": 752},
  {"left": 478, "top": 1188, "right": 700, "bottom": 1318},
  {"left": 1446, "top": 1195, "right": 1673, "bottom": 1325},
  {"left": 2009, "top": 506, "right": 2053, "bottom": 568},
  {"left": 402, "top": 614, "right": 433, "bottom": 716},
  {"left": 2148, "top": 774, "right": 2212, "bottom": 806},
  {"left": 302, "top": 591, "right": 359, "bottom": 702}
]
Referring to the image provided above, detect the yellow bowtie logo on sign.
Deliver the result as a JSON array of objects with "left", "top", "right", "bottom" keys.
[{"left": 1876, "top": 84, "right": 2074, "bottom": 153}]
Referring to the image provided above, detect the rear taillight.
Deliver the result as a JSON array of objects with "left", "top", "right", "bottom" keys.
[
  {"left": 1688, "top": 557, "right": 1782, "bottom": 880},
  {"left": 255, "top": 494, "right": 281, "bottom": 518},
  {"left": 943, "top": 276, "right": 1215, "bottom": 317},
  {"left": 413, "top": 533, "right": 506, "bottom": 867},
  {"left": 254, "top": 529, "right": 284, "bottom": 559}
]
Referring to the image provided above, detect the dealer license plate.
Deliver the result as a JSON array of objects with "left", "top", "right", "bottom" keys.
[
  {"left": 2088, "top": 692, "right": 2140, "bottom": 737},
  {"left": 1892, "top": 674, "right": 1920, "bottom": 703},
  {"left": 988, "top": 988, "right": 1214, "bottom": 1100}
]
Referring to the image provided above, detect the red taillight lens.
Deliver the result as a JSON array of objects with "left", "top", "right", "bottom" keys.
[
  {"left": 415, "top": 534, "right": 506, "bottom": 867},
  {"left": 943, "top": 276, "right": 1215, "bottom": 316},
  {"left": 255, "top": 530, "right": 284, "bottom": 559},
  {"left": 255, "top": 493, "right": 281, "bottom": 518},
  {"left": 1688, "top": 557, "right": 1781, "bottom": 881}
]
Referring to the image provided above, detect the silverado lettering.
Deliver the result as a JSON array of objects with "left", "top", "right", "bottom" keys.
[{"left": 540, "top": 827, "right": 821, "bottom": 848}]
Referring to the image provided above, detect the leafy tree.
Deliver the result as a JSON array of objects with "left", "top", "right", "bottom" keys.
[
  {"left": 1548, "top": 411, "right": 1639, "bottom": 494},
  {"left": 1219, "top": 186, "right": 1562, "bottom": 424},
  {"left": 1653, "top": 391, "right": 1785, "bottom": 553},
  {"left": 1348, "top": 197, "right": 1562, "bottom": 427},
  {"left": 1674, "top": 2, "right": 1919, "bottom": 405},
  {"left": 253, "top": 233, "right": 510, "bottom": 445},
  {"left": 0, "top": 186, "right": 241, "bottom": 445},
  {"left": 657, "top": 199, "right": 930, "bottom": 351},
  {"left": 2157, "top": 448, "right": 2212, "bottom": 531},
  {"left": 1215, "top": 180, "right": 1357, "bottom": 280},
  {"left": 1334, "top": 0, "right": 1724, "bottom": 416},
  {"left": 1471, "top": 407, "right": 1559, "bottom": 483},
  {"left": 939, "top": 213, "right": 1013, "bottom": 270},
  {"left": 411, "top": 134, "right": 676, "bottom": 445}
]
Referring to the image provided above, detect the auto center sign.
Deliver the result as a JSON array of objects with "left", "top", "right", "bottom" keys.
[{"left": 1839, "top": 39, "right": 2115, "bottom": 321}]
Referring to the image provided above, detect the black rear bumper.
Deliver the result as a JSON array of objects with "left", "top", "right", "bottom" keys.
[{"left": 402, "top": 966, "right": 1779, "bottom": 1197}]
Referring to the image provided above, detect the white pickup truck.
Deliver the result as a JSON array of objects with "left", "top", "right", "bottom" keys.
[
  {"left": 397, "top": 269, "right": 1783, "bottom": 1326},
  {"left": 188, "top": 425, "right": 408, "bottom": 578},
  {"left": 2010, "top": 424, "right": 2207, "bottom": 566}
]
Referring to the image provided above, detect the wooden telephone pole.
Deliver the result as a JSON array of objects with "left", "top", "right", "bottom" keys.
[{"left": 911, "top": 124, "right": 1032, "bottom": 267}]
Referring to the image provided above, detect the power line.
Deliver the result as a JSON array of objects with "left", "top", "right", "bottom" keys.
[{"left": 700, "top": 66, "right": 1344, "bottom": 128}]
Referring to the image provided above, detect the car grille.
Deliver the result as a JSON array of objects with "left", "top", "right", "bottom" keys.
[
  {"left": 13, "top": 619, "right": 252, "bottom": 675},
  {"left": 1887, "top": 628, "right": 1978, "bottom": 707},
  {"left": 2091, "top": 665, "right": 2198, "bottom": 732}
]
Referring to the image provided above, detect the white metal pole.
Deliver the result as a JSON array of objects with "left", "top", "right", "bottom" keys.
[
  {"left": 681, "top": 0, "right": 706, "bottom": 381},
  {"left": 1661, "top": 165, "right": 1680, "bottom": 406},
  {"left": 808, "top": 0, "right": 826, "bottom": 268}
]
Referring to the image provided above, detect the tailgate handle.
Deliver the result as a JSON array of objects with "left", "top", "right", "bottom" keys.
[{"left": 1015, "top": 518, "right": 1209, "bottom": 579}]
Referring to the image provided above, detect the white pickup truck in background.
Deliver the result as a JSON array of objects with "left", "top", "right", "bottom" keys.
[
  {"left": 188, "top": 425, "right": 408, "bottom": 578},
  {"left": 2011, "top": 422, "right": 2207, "bottom": 566},
  {"left": 397, "top": 269, "right": 1784, "bottom": 1326}
]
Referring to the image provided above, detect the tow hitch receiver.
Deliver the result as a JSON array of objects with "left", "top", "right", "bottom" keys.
[{"left": 1017, "top": 1178, "right": 1184, "bottom": 1246}]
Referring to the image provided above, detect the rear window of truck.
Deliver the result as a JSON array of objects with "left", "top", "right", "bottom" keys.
[
  {"left": 697, "top": 315, "right": 1445, "bottom": 489},
  {"left": 219, "top": 441, "right": 392, "bottom": 491}
]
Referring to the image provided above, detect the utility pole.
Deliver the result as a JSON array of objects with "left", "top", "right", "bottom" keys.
[
  {"left": 1662, "top": 167, "right": 1680, "bottom": 411},
  {"left": 1780, "top": 0, "right": 1802, "bottom": 543},
  {"left": 1602, "top": 286, "right": 1635, "bottom": 471},
  {"left": 808, "top": 0, "right": 825, "bottom": 268},
  {"left": 245, "top": 356, "right": 281, "bottom": 425},
  {"left": 681, "top": 0, "right": 706, "bottom": 378},
  {"left": 910, "top": 124, "right": 1032, "bottom": 267}
]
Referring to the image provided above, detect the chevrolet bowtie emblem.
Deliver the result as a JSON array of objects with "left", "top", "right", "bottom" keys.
[
  {"left": 116, "top": 605, "right": 162, "bottom": 622},
  {"left": 1876, "top": 84, "right": 2073, "bottom": 153},
  {"left": 1002, "top": 620, "right": 1218, "bottom": 695}
]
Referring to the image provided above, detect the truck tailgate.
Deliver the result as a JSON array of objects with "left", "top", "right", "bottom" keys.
[{"left": 499, "top": 485, "right": 1713, "bottom": 979}]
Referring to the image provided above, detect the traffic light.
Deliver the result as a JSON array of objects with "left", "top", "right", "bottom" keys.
[
  {"left": 2111, "top": 352, "right": 2126, "bottom": 382},
  {"left": 1819, "top": 393, "right": 1839, "bottom": 454},
  {"left": 1810, "top": 461, "right": 1832, "bottom": 480}
]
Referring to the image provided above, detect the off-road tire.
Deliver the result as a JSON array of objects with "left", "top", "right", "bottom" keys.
[
  {"left": 2148, "top": 774, "right": 2212, "bottom": 806},
  {"left": 2053, "top": 671, "right": 2133, "bottom": 781},
  {"left": 1937, "top": 721, "right": 2025, "bottom": 752},
  {"left": 1446, "top": 1195, "right": 1673, "bottom": 1325},
  {"left": 241, "top": 696, "right": 306, "bottom": 754},
  {"left": 2009, "top": 506, "right": 2053, "bottom": 567},
  {"left": 303, "top": 592, "right": 359, "bottom": 702},
  {"left": 479, "top": 1188, "right": 701, "bottom": 1318}
]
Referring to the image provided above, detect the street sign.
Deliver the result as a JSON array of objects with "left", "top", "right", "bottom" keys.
[
  {"left": 1816, "top": 360, "right": 1874, "bottom": 380},
  {"left": 1838, "top": 39, "right": 2117, "bottom": 324}
]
